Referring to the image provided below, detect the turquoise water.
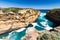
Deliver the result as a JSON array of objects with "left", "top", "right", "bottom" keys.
[{"left": 0, "top": 10, "right": 54, "bottom": 40}]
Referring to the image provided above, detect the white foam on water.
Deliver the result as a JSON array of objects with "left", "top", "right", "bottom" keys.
[
  {"left": 31, "top": 23, "right": 44, "bottom": 29},
  {"left": 45, "top": 26, "right": 52, "bottom": 30},
  {"left": 31, "top": 23, "right": 41, "bottom": 28},
  {"left": 31, "top": 14, "right": 53, "bottom": 31},
  {"left": 40, "top": 13, "right": 46, "bottom": 20},
  {"left": 7, "top": 28, "right": 26, "bottom": 39},
  {"left": 0, "top": 39, "right": 2, "bottom": 40},
  {"left": 31, "top": 23, "right": 38, "bottom": 27},
  {"left": 7, "top": 31, "right": 15, "bottom": 39},
  {"left": 40, "top": 13, "right": 46, "bottom": 16},
  {"left": 40, "top": 21, "right": 53, "bottom": 30},
  {"left": 0, "top": 31, "right": 15, "bottom": 40},
  {"left": 40, "top": 21, "right": 47, "bottom": 27},
  {"left": 15, "top": 28, "right": 26, "bottom": 32}
]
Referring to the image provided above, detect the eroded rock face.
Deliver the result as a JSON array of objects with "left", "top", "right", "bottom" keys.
[
  {"left": 21, "top": 27, "right": 39, "bottom": 40},
  {"left": 37, "top": 30, "right": 60, "bottom": 40},
  {"left": 53, "top": 26, "right": 60, "bottom": 33},
  {"left": 46, "top": 9, "right": 60, "bottom": 24},
  {"left": 0, "top": 8, "right": 40, "bottom": 34},
  {"left": 21, "top": 26, "right": 60, "bottom": 40}
]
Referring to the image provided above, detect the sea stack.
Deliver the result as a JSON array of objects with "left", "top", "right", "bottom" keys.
[
  {"left": 46, "top": 9, "right": 60, "bottom": 24},
  {"left": 0, "top": 8, "right": 40, "bottom": 34}
]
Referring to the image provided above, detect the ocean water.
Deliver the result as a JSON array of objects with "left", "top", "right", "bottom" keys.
[{"left": 0, "top": 10, "right": 54, "bottom": 40}]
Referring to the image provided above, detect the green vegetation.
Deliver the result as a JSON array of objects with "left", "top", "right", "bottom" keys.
[
  {"left": 37, "top": 30, "right": 60, "bottom": 40},
  {"left": 0, "top": 8, "right": 34, "bottom": 15},
  {"left": 0, "top": 7, "right": 24, "bottom": 14}
]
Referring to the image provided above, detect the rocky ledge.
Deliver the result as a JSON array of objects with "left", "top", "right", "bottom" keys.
[
  {"left": 21, "top": 27, "right": 39, "bottom": 40},
  {"left": 0, "top": 8, "right": 40, "bottom": 34},
  {"left": 21, "top": 27, "right": 60, "bottom": 40},
  {"left": 37, "top": 30, "right": 60, "bottom": 40}
]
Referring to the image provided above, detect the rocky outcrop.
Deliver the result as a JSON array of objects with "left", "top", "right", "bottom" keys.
[
  {"left": 46, "top": 9, "right": 60, "bottom": 24},
  {"left": 21, "top": 27, "right": 39, "bottom": 40},
  {"left": 37, "top": 30, "right": 60, "bottom": 40},
  {"left": 0, "top": 8, "right": 40, "bottom": 34},
  {"left": 53, "top": 26, "right": 60, "bottom": 33},
  {"left": 22, "top": 27, "right": 60, "bottom": 40}
]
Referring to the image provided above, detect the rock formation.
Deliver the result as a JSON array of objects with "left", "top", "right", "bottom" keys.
[
  {"left": 0, "top": 8, "right": 40, "bottom": 34},
  {"left": 21, "top": 27, "right": 39, "bottom": 40},
  {"left": 21, "top": 26, "right": 60, "bottom": 40},
  {"left": 37, "top": 30, "right": 60, "bottom": 40},
  {"left": 46, "top": 9, "right": 60, "bottom": 24},
  {"left": 53, "top": 26, "right": 60, "bottom": 33}
]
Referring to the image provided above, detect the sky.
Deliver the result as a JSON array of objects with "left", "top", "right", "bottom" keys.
[{"left": 0, "top": 0, "right": 60, "bottom": 9}]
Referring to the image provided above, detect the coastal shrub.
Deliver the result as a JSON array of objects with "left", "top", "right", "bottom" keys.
[
  {"left": 0, "top": 8, "right": 23, "bottom": 14},
  {"left": 37, "top": 31, "right": 60, "bottom": 40}
]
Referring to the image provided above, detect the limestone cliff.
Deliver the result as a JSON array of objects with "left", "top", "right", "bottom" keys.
[{"left": 0, "top": 8, "right": 40, "bottom": 34}]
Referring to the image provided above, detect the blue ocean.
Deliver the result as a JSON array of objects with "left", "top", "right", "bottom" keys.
[{"left": 0, "top": 10, "right": 55, "bottom": 40}]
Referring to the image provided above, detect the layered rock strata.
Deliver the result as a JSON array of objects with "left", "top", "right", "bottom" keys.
[{"left": 0, "top": 8, "right": 40, "bottom": 34}]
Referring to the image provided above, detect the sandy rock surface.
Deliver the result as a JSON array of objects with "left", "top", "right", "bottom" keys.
[
  {"left": 0, "top": 8, "right": 40, "bottom": 34},
  {"left": 21, "top": 27, "right": 39, "bottom": 40}
]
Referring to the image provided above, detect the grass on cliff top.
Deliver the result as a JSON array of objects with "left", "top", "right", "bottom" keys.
[
  {"left": 0, "top": 8, "right": 36, "bottom": 14},
  {"left": 37, "top": 30, "right": 60, "bottom": 40}
]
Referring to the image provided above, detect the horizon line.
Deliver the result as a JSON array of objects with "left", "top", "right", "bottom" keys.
[{"left": 0, "top": 7, "right": 60, "bottom": 10}]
